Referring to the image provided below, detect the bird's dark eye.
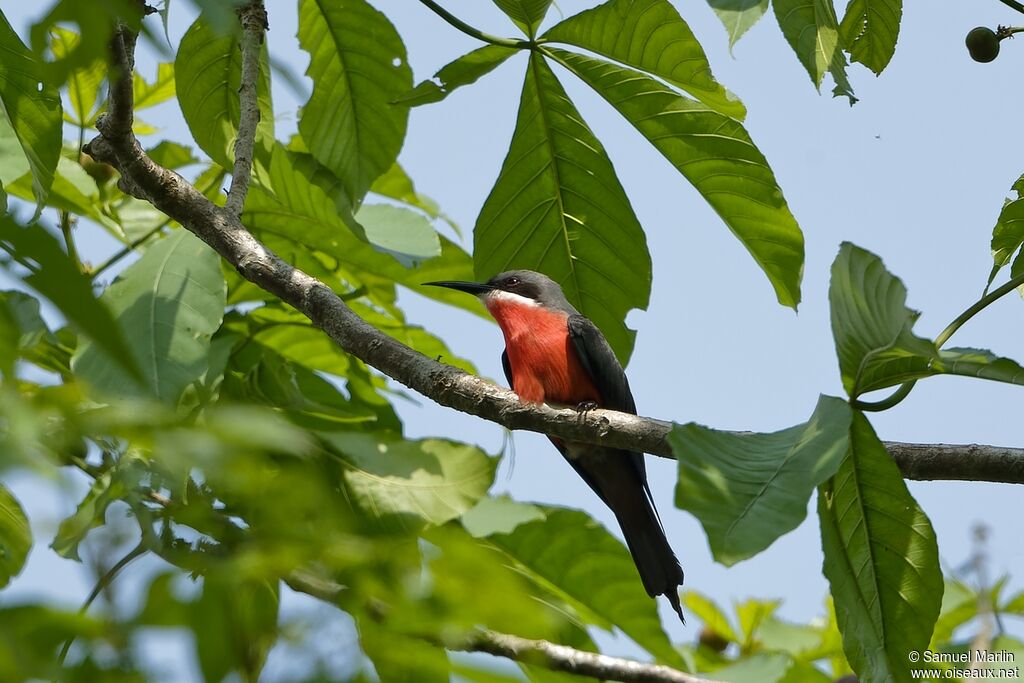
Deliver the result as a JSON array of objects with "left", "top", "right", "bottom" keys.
[{"left": 505, "top": 277, "right": 520, "bottom": 288}]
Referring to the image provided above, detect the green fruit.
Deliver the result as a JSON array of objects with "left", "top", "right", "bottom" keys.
[{"left": 966, "top": 26, "right": 1001, "bottom": 63}]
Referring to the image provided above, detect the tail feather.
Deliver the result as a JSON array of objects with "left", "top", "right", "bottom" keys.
[{"left": 614, "top": 498, "right": 686, "bottom": 624}]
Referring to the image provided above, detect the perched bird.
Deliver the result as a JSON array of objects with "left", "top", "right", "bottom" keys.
[{"left": 425, "top": 270, "right": 685, "bottom": 621}]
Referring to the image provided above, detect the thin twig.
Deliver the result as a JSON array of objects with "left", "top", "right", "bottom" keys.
[
  {"left": 81, "top": 20, "right": 1024, "bottom": 489},
  {"left": 224, "top": 0, "right": 267, "bottom": 216}
]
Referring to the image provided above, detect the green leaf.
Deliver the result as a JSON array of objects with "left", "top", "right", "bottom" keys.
[
  {"left": 298, "top": 0, "right": 411, "bottom": 205},
  {"left": 492, "top": 0, "right": 553, "bottom": 36},
  {"left": 0, "top": 11, "right": 62, "bottom": 204},
  {"left": 818, "top": 412, "right": 942, "bottom": 683},
  {"left": 838, "top": 0, "right": 902, "bottom": 74},
  {"left": 0, "top": 483, "right": 31, "bottom": 588},
  {"left": 73, "top": 230, "right": 227, "bottom": 403},
  {"left": 714, "top": 653, "right": 813, "bottom": 683},
  {"left": 175, "top": 14, "right": 274, "bottom": 169},
  {"left": 5, "top": 155, "right": 108, "bottom": 226},
  {"left": 0, "top": 217, "right": 141, "bottom": 380},
  {"left": 134, "top": 62, "right": 176, "bottom": 110},
  {"left": 705, "top": 0, "right": 770, "bottom": 49},
  {"left": 483, "top": 507, "right": 685, "bottom": 667},
  {"left": 50, "top": 27, "right": 105, "bottom": 126},
  {"left": 671, "top": 395, "right": 851, "bottom": 566},
  {"left": 683, "top": 590, "right": 739, "bottom": 642},
  {"left": 929, "top": 579, "right": 976, "bottom": 648},
  {"left": 51, "top": 455, "right": 145, "bottom": 561},
  {"left": 194, "top": 574, "right": 279, "bottom": 683},
  {"left": 547, "top": 48, "right": 804, "bottom": 309},
  {"left": 475, "top": 53, "right": 651, "bottom": 363},
  {"left": 146, "top": 140, "right": 199, "bottom": 170},
  {"left": 0, "top": 605, "right": 104, "bottom": 682},
  {"left": 461, "top": 494, "right": 546, "bottom": 537},
  {"left": 933, "top": 347, "right": 1024, "bottom": 387},
  {"left": 988, "top": 173, "right": 1024, "bottom": 289},
  {"left": 395, "top": 44, "right": 517, "bottom": 107},
  {"left": 543, "top": 0, "right": 745, "bottom": 119},
  {"left": 772, "top": 0, "right": 856, "bottom": 103},
  {"left": 370, "top": 162, "right": 450, "bottom": 226},
  {"left": 357, "top": 204, "right": 441, "bottom": 268},
  {"left": 829, "top": 242, "right": 939, "bottom": 397},
  {"left": 321, "top": 432, "right": 497, "bottom": 527}
]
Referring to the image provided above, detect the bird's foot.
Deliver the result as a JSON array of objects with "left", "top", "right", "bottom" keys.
[{"left": 575, "top": 400, "right": 599, "bottom": 416}]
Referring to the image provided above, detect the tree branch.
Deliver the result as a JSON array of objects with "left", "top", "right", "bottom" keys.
[
  {"left": 224, "top": 0, "right": 267, "bottom": 216},
  {"left": 285, "top": 571, "right": 719, "bottom": 683},
  {"left": 81, "top": 18, "right": 1024, "bottom": 491}
]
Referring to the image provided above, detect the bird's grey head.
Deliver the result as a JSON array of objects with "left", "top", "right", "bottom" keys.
[{"left": 423, "top": 269, "right": 578, "bottom": 314}]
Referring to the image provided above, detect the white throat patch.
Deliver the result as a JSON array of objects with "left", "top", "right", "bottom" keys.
[{"left": 482, "top": 289, "right": 540, "bottom": 307}]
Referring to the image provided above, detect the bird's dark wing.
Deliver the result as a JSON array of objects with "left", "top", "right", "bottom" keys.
[
  {"left": 501, "top": 350, "right": 513, "bottom": 389},
  {"left": 567, "top": 315, "right": 637, "bottom": 414},
  {"left": 566, "top": 314, "right": 650, "bottom": 488}
]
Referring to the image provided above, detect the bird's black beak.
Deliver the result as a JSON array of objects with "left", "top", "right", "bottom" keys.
[{"left": 422, "top": 280, "right": 495, "bottom": 296}]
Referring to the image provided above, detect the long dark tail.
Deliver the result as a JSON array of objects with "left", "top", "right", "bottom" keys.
[{"left": 612, "top": 489, "right": 685, "bottom": 623}]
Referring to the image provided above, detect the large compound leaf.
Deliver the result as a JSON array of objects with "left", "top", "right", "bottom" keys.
[
  {"left": 395, "top": 45, "right": 518, "bottom": 107},
  {"left": 493, "top": 0, "right": 553, "bottom": 36},
  {"left": 0, "top": 12, "right": 62, "bottom": 204},
  {"left": 474, "top": 53, "right": 650, "bottom": 364},
  {"left": 772, "top": 0, "right": 856, "bottom": 102},
  {"left": 838, "top": 0, "right": 902, "bottom": 74},
  {"left": 829, "top": 243, "right": 938, "bottom": 397},
  {"left": 547, "top": 49, "right": 803, "bottom": 309},
  {"left": 0, "top": 483, "right": 31, "bottom": 588},
  {"left": 543, "top": 0, "right": 745, "bottom": 119},
  {"left": 0, "top": 217, "right": 140, "bottom": 379},
  {"left": 175, "top": 15, "right": 273, "bottom": 169},
  {"left": 705, "top": 0, "right": 770, "bottom": 49},
  {"left": 482, "top": 507, "right": 684, "bottom": 667},
  {"left": 321, "top": 432, "right": 497, "bottom": 527},
  {"left": 818, "top": 412, "right": 942, "bottom": 683},
  {"left": 73, "top": 230, "right": 227, "bottom": 403},
  {"left": 671, "top": 396, "right": 851, "bottom": 566},
  {"left": 298, "top": 0, "right": 411, "bottom": 205}
]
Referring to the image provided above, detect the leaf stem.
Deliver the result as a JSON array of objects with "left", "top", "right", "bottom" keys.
[
  {"left": 996, "top": 0, "right": 1024, "bottom": 16},
  {"left": 855, "top": 269, "right": 1024, "bottom": 412},
  {"left": 57, "top": 542, "right": 147, "bottom": 665},
  {"left": 60, "top": 212, "right": 82, "bottom": 274},
  {"left": 416, "top": 0, "right": 533, "bottom": 49},
  {"left": 91, "top": 222, "right": 168, "bottom": 278}
]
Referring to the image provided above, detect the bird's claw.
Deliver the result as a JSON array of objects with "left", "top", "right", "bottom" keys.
[{"left": 575, "top": 400, "right": 599, "bottom": 416}]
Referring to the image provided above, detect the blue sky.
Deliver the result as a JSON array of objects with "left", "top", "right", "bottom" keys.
[{"left": 4, "top": 0, "right": 1023, "bottom": 679}]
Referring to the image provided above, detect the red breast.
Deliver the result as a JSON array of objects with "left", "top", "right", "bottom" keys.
[{"left": 485, "top": 296, "right": 601, "bottom": 405}]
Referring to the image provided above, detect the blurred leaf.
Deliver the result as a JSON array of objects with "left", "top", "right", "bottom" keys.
[
  {"left": 350, "top": 300, "right": 476, "bottom": 374},
  {"left": 395, "top": 44, "right": 517, "bottom": 107},
  {"left": 483, "top": 507, "right": 684, "bottom": 667},
  {"left": 134, "top": 63, "right": 176, "bottom": 110},
  {"left": 474, "top": 53, "right": 651, "bottom": 364},
  {"left": 547, "top": 48, "right": 804, "bottom": 309},
  {"left": 714, "top": 653, "right": 815, "bottom": 683},
  {"left": 838, "top": 0, "right": 902, "bottom": 74},
  {"left": 671, "top": 396, "right": 851, "bottom": 565},
  {"left": 829, "top": 242, "right": 938, "bottom": 397},
  {"left": 194, "top": 573, "right": 279, "bottom": 683},
  {"left": 0, "top": 482, "right": 31, "bottom": 587},
  {"left": 73, "top": 230, "right": 227, "bottom": 403},
  {"left": 6, "top": 156, "right": 107, "bottom": 225},
  {"left": 359, "top": 620, "right": 450, "bottom": 683},
  {"left": 50, "top": 27, "right": 105, "bottom": 126},
  {"left": 52, "top": 453, "right": 145, "bottom": 561},
  {"left": 772, "top": 0, "right": 856, "bottom": 102},
  {"left": 757, "top": 616, "right": 825, "bottom": 657},
  {"left": 175, "top": 14, "right": 274, "bottom": 169},
  {"left": 818, "top": 412, "right": 942, "bottom": 683},
  {"left": 0, "top": 11, "right": 62, "bottom": 204},
  {"left": 0, "top": 605, "right": 105, "bottom": 682},
  {"left": 357, "top": 204, "right": 441, "bottom": 268},
  {"left": 370, "top": 162, "right": 459, "bottom": 234},
  {"left": 544, "top": 0, "right": 745, "bottom": 119},
  {"left": 297, "top": 0, "right": 411, "bottom": 205},
  {"left": 705, "top": 0, "right": 770, "bottom": 49},
  {"left": 146, "top": 141, "right": 198, "bottom": 170},
  {"left": 0, "top": 217, "right": 141, "bottom": 380},
  {"left": 321, "top": 432, "right": 497, "bottom": 527},
  {"left": 685, "top": 591, "right": 739, "bottom": 643},
  {"left": 988, "top": 173, "right": 1024, "bottom": 290},
  {"left": 492, "top": 0, "right": 553, "bottom": 36},
  {"left": 736, "top": 597, "right": 780, "bottom": 647},
  {"left": 461, "top": 495, "right": 546, "bottom": 537}
]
